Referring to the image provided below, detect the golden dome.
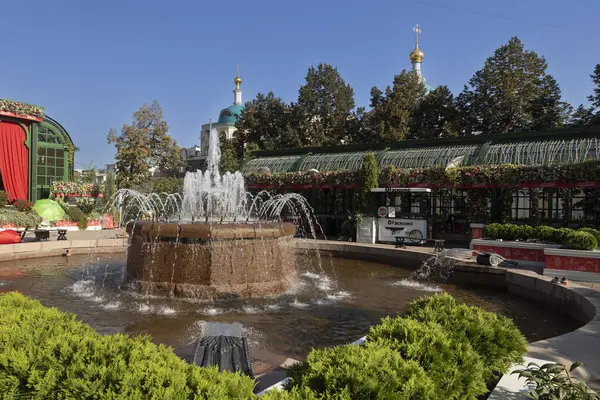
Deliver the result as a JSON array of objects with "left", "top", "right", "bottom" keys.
[
  {"left": 409, "top": 46, "right": 424, "bottom": 63},
  {"left": 234, "top": 75, "right": 242, "bottom": 85}
]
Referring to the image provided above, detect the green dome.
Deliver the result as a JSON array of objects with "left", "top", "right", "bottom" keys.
[{"left": 218, "top": 105, "right": 244, "bottom": 124}]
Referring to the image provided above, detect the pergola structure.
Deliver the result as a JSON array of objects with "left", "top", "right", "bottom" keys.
[
  {"left": 242, "top": 126, "right": 600, "bottom": 243},
  {"left": 0, "top": 99, "right": 75, "bottom": 202}
]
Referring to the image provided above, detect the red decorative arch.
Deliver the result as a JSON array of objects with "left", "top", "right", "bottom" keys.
[{"left": 0, "top": 122, "right": 28, "bottom": 201}]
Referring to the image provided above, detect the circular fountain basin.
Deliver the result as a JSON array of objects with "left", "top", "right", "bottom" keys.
[{"left": 125, "top": 221, "right": 297, "bottom": 299}]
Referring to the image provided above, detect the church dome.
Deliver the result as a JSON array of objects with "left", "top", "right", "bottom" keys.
[
  {"left": 217, "top": 104, "right": 244, "bottom": 125},
  {"left": 409, "top": 46, "right": 424, "bottom": 63}
]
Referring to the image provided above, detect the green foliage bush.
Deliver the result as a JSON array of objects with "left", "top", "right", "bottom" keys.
[
  {"left": 77, "top": 215, "right": 89, "bottom": 230},
  {"left": 0, "top": 191, "right": 8, "bottom": 207},
  {"left": 152, "top": 177, "right": 184, "bottom": 195},
  {"left": 0, "top": 209, "right": 41, "bottom": 228},
  {"left": 0, "top": 292, "right": 256, "bottom": 399},
  {"left": 520, "top": 224, "right": 535, "bottom": 239},
  {"left": 513, "top": 362, "right": 600, "bottom": 400},
  {"left": 483, "top": 223, "right": 503, "bottom": 239},
  {"left": 75, "top": 197, "right": 96, "bottom": 214},
  {"left": 564, "top": 231, "right": 598, "bottom": 251},
  {"left": 284, "top": 343, "right": 436, "bottom": 399},
  {"left": 535, "top": 225, "right": 559, "bottom": 242},
  {"left": 12, "top": 199, "right": 33, "bottom": 212},
  {"left": 579, "top": 227, "right": 600, "bottom": 242},
  {"left": 357, "top": 153, "right": 378, "bottom": 214},
  {"left": 65, "top": 206, "right": 86, "bottom": 223},
  {"left": 368, "top": 317, "right": 487, "bottom": 399},
  {"left": 405, "top": 293, "right": 528, "bottom": 381},
  {"left": 553, "top": 227, "right": 576, "bottom": 243}
]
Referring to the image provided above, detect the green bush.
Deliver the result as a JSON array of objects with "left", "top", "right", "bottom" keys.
[
  {"left": 405, "top": 293, "right": 528, "bottom": 381},
  {"left": 65, "top": 206, "right": 86, "bottom": 223},
  {"left": 12, "top": 199, "right": 33, "bottom": 212},
  {"left": 368, "top": 317, "right": 487, "bottom": 399},
  {"left": 285, "top": 343, "right": 436, "bottom": 399},
  {"left": 534, "top": 225, "right": 559, "bottom": 243},
  {"left": 152, "top": 177, "right": 184, "bottom": 194},
  {"left": 579, "top": 227, "right": 600, "bottom": 242},
  {"left": 483, "top": 223, "right": 503, "bottom": 239},
  {"left": 553, "top": 227, "right": 576, "bottom": 243},
  {"left": 0, "top": 209, "right": 41, "bottom": 228},
  {"left": 485, "top": 223, "right": 533, "bottom": 241},
  {"left": 75, "top": 197, "right": 96, "bottom": 214},
  {"left": 77, "top": 215, "right": 89, "bottom": 230},
  {"left": 564, "top": 231, "right": 598, "bottom": 251},
  {"left": 520, "top": 225, "right": 535, "bottom": 240},
  {"left": 0, "top": 191, "right": 8, "bottom": 207},
  {"left": 0, "top": 292, "right": 256, "bottom": 399},
  {"left": 513, "top": 362, "right": 600, "bottom": 400}
]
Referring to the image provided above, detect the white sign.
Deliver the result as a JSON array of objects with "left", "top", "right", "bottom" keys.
[
  {"left": 377, "top": 206, "right": 388, "bottom": 218},
  {"left": 378, "top": 218, "right": 427, "bottom": 243}
]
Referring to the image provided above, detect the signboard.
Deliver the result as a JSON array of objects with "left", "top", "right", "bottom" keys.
[
  {"left": 378, "top": 218, "right": 427, "bottom": 243},
  {"left": 377, "top": 206, "right": 388, "bottom": 218}
]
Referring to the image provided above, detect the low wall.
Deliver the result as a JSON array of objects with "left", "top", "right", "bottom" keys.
[
  {"left": 0, "top": 238, "right": 127, "bottom": 261},
  {"left": 545, "top": 247, "right": 600, "bottom": 274},
  {"left": 471, "top": 239, "right": 558, "bottom": 266}
]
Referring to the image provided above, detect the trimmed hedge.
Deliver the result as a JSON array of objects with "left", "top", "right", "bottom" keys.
[
  {"left": 483, "top": 223, "right": 599, "bottom": 250},
  {"left": 0, "top": 292, "right": 256, "bottom": 399},
  {"left": 404, "top": 293, "right": 528, "bottom": 381}
]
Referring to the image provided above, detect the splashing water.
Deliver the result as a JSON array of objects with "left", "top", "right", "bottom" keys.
[{"left": 411, "top": 248, "right": 473, "bottom": 283}]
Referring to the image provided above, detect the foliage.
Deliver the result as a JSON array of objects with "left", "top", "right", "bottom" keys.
[
  {"left": 51, "top": 181, "right": 103, "bottom": 197},
  {"left": 296, "top": 63, "right": 356, "bottom": 146},
  {"left": 368, "top": 317, "right": 487, "bottom": 399},
  {"left": 0, "top": 191, "right": 8, "bottom": 207},
  {"left": 77, "top": 215, "right": 89, "bottom": 230},
  {"left": 590, "top": 64, "right": 600, "bottom": 118},
  {"left": 554, "top": 227, "right": 576, "bottom": 243},
  {"left": 75, "top": 197, "right": 96, "bottom": 214},
  {"left": 367, "top": 70, "right": 426, "bottom": 142},
  {"left": 12, "top": 199, "right": 33, "bottom": 212},
  {"left": 219, "top": 132, "right": 241, "bottom": 173},
  {"left": 536, "top": 225, "right": 558, "bottom": 242},
  {"left": 0, "top": 209, "right": 41, "bottom": 228},
  {"left": 0, "top": 292, "right": 256, "bottom": 399},
  {"left": 104, "top": 170, "right": 117, "bottom": 201},
  {"left": 457, "top": 37, "right": 567, "bottom": 134},
  {"left": 467, "top": 189, "right": 490, "bottom": 223},
  {"left": 410, "top": 85, "right": 459, "bottom": 139},
  {"left": 152, "top": 177, "right": 184, "bottom": 194},
  {"left": 513, "top": 362, "right": 600, "bottom": 400},
  {"left": 74, "top": 164, "right": 99, "bottom": 184},
  {"left": 405, "top": 293, "right": 528, "bottom": 381},
  {"left": 284, "top": 342, "right": 436, "bottom": 399},
  {"left": 357, "top": 153, "right": 378, "bottom": 214},
  {"left": 564, "top": 231, "right": 598, "bottom": 251},
  {"left": 579, "top": 227, "right": 600, "bottom": 242},
  {"left": 107, "top": 101, "right": 180, "bottom": 189},
  {"left": 63, "top": 206, "right": 86, "bottom": 223},
  {"left": 0, "top": 98, "right": 45, "bottom": 119}
]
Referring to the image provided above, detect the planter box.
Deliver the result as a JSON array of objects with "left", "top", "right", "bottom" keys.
[
  {"left": 470, "top": 223, "right": 485, "bottom": 239},
  {"left": 544, "top": 247, "right": 600, "bottom": 274},
  {"left": 471, "top": 239, "right": 561, "bottom": 265}
]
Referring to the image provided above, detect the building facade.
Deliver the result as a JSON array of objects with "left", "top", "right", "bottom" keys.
[{"left": 0, "top": 99, "right": 75, "bottom": 202}]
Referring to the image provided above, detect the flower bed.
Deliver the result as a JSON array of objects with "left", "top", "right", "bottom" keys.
[
  {"left": 0, "top": 98, "right": 45, "bottom": 121},
  {"left": 51, "top": 181, "right": 104, "bottom": 198}
]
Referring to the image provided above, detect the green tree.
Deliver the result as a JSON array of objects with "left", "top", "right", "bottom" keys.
[
  {"left": 410, "top": 85, "right": 459, "bottom": 139},
  {"left": 458, "top": 37, "right": 566, "bottom": 134},
  {"left": 589, "top": 64, "right": 600, "bottom": 124},
  {"left": 235, "top": 92, "right": 301, "bottom": 151},
  {"left": 219, "top": 132, "right": 240, "bottom": 173},
  {"left": 357, "top": 153, "right": 378, "bottom": 214},
  {"left": 103, "top": 170, "right": 117, "bottom": 201},
  {"left": 570, "top": 104, "right": 595, "bottom": 127},
  {"left": 107, "top": 101, "right": 180, "bottom": 189},
  {"left": 368, "top": 70, "right": 426, "bottom": 142},
  {"left": 296, "top": 63, "right": 356, "bottom": 146}
]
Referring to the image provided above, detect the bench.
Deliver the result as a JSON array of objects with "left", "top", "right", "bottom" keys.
[
  {"left": 16, "top": 228, "right": 68, "bottom": 241},
  {"left": 395, "top": 237, "right": 445, "bottom": 253}
]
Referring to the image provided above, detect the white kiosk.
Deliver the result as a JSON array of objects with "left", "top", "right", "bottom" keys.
[{"left": 371, "top": 187, "right": 431, "bottom": 244}]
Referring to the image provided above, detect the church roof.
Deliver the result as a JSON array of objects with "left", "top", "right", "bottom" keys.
[{"left": 218, "top": 104, "right": 244, "bottom": 125}]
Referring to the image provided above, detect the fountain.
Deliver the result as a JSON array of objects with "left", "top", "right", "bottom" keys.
[{"left": 117, "top": 128, "right": 306, "bottom": 299}]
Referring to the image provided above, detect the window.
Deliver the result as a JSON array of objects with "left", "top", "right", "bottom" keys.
[
  {"left": 37, "top": 147, "right": 65, "bottom": 187},
  {"left": 37, "top": 125, "right": 64, "bottom": 144}
]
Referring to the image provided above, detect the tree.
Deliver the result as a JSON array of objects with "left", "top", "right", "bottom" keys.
[
  {"left": 219, "top": 132, "right": 240, "bottom": 173},
  {"left": 235, "top": 92, "right": 301, "bottom": 151},
  {"left": 367, "top": 70, "right": 426, "bottom": 142},
  {"left": 458, "top": 37, "right": 566, "bottom": 134},
  {"left": 104, "top": 170, "right": 117, "bottom": 201},
  {"left": 569, "top": 64, "right": 600, "bottom": 127},
  {"left": 107, "top": 101, "right": 180, "bottom": 189},
  {"left": 296, "top": 63, "right": 355, "bottom": 146},
  {"left": 590, "top": 64, "right": 600, "bottom": 111},
  {"left": 410, "top": 85, "right": 459, "bottom": 139},
  {"left": 570, "top": 104, "right": 595, "bottom": 127}
]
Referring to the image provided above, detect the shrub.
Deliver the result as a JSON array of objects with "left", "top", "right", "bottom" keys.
[
  {"left": 564, "top": 231, "right": 598, "bottom": 251},
  {"left": 75, "top": 197, "right": 96, "bottom": 214},
  {"left": 405, "top": 293, "right": 528, "bottom": 381},
  {"left": 152, "top": 177, "right": 184, "bottom": 194},
  {"left": 484, "top": 223, "right": 503, "bottom": 239},
  {"left": 65, "top": 206, "right": 86, "bottom": 222},
  {"left": 0, "top": 209, "right": 41, "bottom": 228},
  {"left": 520, "top": 225, "right": 535, "bottom": 240},
  {"left": 513, "top": 362, "right": 600, "bottom": 400},
  {"left": 285, "top": 343, "right": 436, "bottom": 399},
  {"left": 0, "top": 292, "right": 256, "bottom": 399},
  {"left": 0, "top": 191, "right": 8, "bottom": 207},
  {"left": 12, "top": 199, "right": 33, "bottom": 212},
  {"left": 368, "top": 317, "right": 487, "bottom": 399},
  {"left": 534, "top": 225, "right": 559, "bottom": 243},
  {"left": 579, "top": 227, "right": 600, "bottom": 242},
  {"left": 553, "top": 227, "right": 576, "bottom": 243},
  {"left": 77, "top": 215, "right": 89, "bottom": 230}
]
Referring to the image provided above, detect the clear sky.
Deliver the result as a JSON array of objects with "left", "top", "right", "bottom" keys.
[{"left": 1, "top": 0, "right": 599, "bottom": 168}]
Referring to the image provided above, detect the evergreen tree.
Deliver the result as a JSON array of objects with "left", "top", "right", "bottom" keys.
[
  {"left": 368, "top": 70, "right": 426, "bottom": 142},
  {"left": 589, "top": 64, "right": 600, "bottom": 124},
  {"left": 458, "top": 37, "right": 566, "bottom": 134},
  {"left": 570, "top": 104, "right": 595, "bottom": 127},
  {"left": 296, "top": 63, "right": 356, "bottom": 146},
  {"left": 107, "top": 101, "right": 180, "bottom": 189},
  {"left": 219, "top": 133, "right": 240, "bottom": 173},
  {"left": 410, "top": 86, "right": 459, "bottom": 139}
]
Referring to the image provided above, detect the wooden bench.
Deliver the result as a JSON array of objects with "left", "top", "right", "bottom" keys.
[
  {"left": 395, "top": 237, "right": 445, "bottom": 253},
  {"left": 17, "top": 228, "right": 68, "bottom": 242}
]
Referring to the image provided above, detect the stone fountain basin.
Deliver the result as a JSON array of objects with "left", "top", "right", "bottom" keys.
[{"left": 124, "top": 221, "right": 297, "bottom": 299}]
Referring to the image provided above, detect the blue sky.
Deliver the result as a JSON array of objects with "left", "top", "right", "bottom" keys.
[{"left": 1, "top": 0, "right": 599, "bottom": 168}]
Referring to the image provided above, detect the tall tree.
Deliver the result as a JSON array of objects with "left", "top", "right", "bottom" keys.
[
  {"left": 296, "top": 63, "right": 355, "bottom": 146},
  {"left": 367, "top": 70, "right": 426, "bottom": 142},
  {"left": 107, "top": 101, "right": 180, "bottom": 189},
  {"left": 235, "top": 92, "right": 301, "bottom": 152},
  {"left": 458, "top": 37, "right": 566, "bottom": 134},
  {"left": 589, "top": 64, "right": 600, "bottom": 123},
  {"left": 219, "top": 132, "right": 240, "bottom": 173},
  {"left": 410, "top": 85, "right": 459, "bottom": 139}
]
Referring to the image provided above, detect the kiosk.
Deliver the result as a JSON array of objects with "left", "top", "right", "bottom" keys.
[{"left": 371, "top": 187, "right": 432, "bottom": 245}]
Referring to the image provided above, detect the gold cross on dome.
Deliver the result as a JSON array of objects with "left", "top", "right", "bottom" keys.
[{"left": 413, "top": 24, "right": 421, "bottom": 47}]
